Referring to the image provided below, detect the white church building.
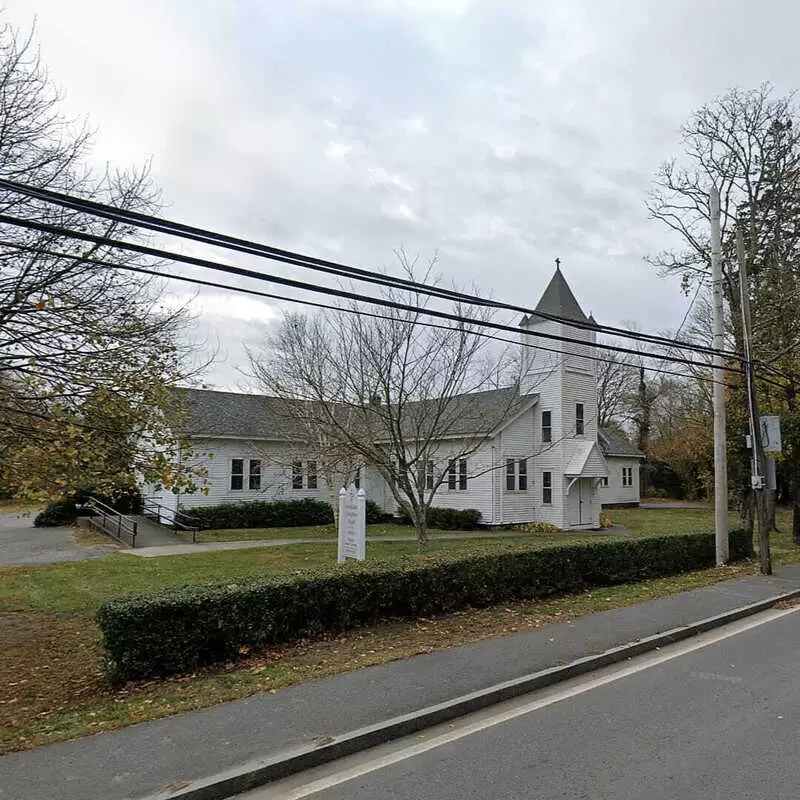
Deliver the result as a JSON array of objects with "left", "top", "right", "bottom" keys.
[{"left": 147, "top": 268, "right": 643, "bottom": 529}]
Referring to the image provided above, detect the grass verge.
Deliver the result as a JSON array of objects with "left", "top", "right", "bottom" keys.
[
  {"left": 189, "top": 522, "right": 496, "bottom": 542},
  {"left": 191, "top": 507, "right": 765, "bottom": 543},
  {"left": 0, "top": 537, "right": 597, "bottom": 614},
  {"left": 0, "top": 557, "right": 759, "bottom": 755},
  {"left": 0, "top": 501, "right": 40, "bottom": 515}
]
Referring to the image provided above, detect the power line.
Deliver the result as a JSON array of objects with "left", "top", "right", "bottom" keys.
[
  {"left": 1, "top": 234, "right": 756, "bottom": 392},
  {"left": 0, "top": 210, "right": 749, "bottom": 375},
  {"left": 674, "top": 281, "right": 704, "bottom": 341},
  {"left": 0, "top": 178, "right": 743, "bottom": 361}
]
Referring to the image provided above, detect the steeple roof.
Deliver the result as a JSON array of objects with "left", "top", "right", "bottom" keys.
[{"left": 530, "top": 265, "right": 589, "bottom": 324}]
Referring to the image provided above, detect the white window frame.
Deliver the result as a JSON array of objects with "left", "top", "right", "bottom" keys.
[
  {"left": 575, "top": 403, "right": 584, "bottom": 436},
  {"left": 230, "top": 458, "right": 244, "bottom": 491},
  {"left": 542, "top": 410, "right": 552, "bottom": 443},
  {"left": 506, "top": 458, "right": 529, "bottom": 492},
  {"left": 447, "top": 458, "right": 468, "bottom": 491},
  {"left": 459, "top": 458, "right": 468, "bottom": 491},
  {"left": 248, "top": 459, "right": 261, "bottom": 490},
  {"left": 542, "top": 471, "right": 553, "bottom": 504},
  {"left": 622, "top": 466, "right": 633, "bottom": 488}
]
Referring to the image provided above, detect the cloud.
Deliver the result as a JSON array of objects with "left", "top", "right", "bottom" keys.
[{"left": 8, "top": 0, "right": 800, "bottom": 387}]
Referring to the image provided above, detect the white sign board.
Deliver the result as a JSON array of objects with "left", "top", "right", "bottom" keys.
[
  {"left": 760, "top": 416, "right": 782, "bottom": 454},
  {"left": 338, "top": 484, "right": 366, "bottom": 563}
]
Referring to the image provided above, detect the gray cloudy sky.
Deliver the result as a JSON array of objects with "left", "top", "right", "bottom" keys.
[{"left": 8, "top": 0, "right": 800, "bottom": 388}]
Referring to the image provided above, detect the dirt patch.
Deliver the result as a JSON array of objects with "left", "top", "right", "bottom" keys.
[
  {"left": 775, "top": 596, "right": 800, "bottom": 610},
  {"left": 0, "top": 614, "right": 106, "bottom": 730},
  {"left": 0, "top": 503, "right": 40, "bottom": 515},
  {"left": 72, "top": 528, "right": 121, "bottom": 549}
]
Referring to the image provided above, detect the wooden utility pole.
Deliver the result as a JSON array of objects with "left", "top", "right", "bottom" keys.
[
  {"left": 710, "top": 187, "right": 729, "bottom": 564},
  {"left": 638, "top": 365, "right": 649, "bottom": 498},
  {"left": 737, "top": 228, "right": 772, "bottom": 574}
]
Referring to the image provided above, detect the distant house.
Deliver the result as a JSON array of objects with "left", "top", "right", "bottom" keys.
[
  {"left": 145, "top": 267, "right": 643, "bottom": 528},
  {"left": 597, "top": 428, "right": 646, "bottom": 508}
]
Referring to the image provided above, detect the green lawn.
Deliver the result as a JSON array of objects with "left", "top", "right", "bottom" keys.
[
  {"left": 186, "top": 521, "right": 414, "bottom": 542},
  {"left": 610, "top": 506, "right": 729, "bottom": 536},
  {"left": 611, "top": 506, "right": 798, "bottom": 554},
  {"left": 192, "top": 511, "right": 723, "bottom": 544},
  {"left": 3, "top": 506, "right": 785, "bottom": 619},
  {"left": 0, "top": 535, "right": 588, "bottom": 615},
  {"left": 188, "top": 521, "right": 533, "bottom": 542},
  {"left": 4, "top": 505, "right": 782, "bottom": 618}
]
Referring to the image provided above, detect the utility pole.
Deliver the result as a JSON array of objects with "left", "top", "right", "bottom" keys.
[
  {"left": 638, "top": 365, "right": 649, "bottom": 498},
  {"left": 710, "top": 186, "right": 729, "bottom": 565},
  {"left": 737, "top": 228, "right": 772, "bottom": 574}
]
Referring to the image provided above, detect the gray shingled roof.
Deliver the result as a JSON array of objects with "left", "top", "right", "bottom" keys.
[
  {"left": 175, "top": 389, "right": 309, "bottom": 440},
  {"left": 176, "top": 387, "right": 537, "bottom": 441},
  {"left": 598, "top": 427, "right": 645, "bottom": 458},
  {"left": 393, "top": 387, "right": 537, "bottom": 440}
]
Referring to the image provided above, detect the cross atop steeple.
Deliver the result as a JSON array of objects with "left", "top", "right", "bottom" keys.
[{"left": 555, "top": 257, "right": 561, "bottom": 270}]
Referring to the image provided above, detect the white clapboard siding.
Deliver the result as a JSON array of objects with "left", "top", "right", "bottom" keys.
[
  {"left": 367, "top": 440, "right": 499, "bottom": 522},
  {"left": 519, "top": 308, "right": 604, "bottom": 529},
  {"left": 166, "top": 439, "right": 335, "bottom": 510},
  {"left": 495, "top": 403, "right": 537, "bottom": 524},
  {"left": 598, "top": 456, "right": 641, "bottom": 506}
]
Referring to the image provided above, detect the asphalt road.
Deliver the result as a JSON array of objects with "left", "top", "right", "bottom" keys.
[{"left": 246, "top": 607, "right": 800, "bottom": 800}]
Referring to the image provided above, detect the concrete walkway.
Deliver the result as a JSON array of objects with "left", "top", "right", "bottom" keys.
[
  {"left": 126, "top": 526, "right": 632, "bottom": 558},
  {"left": 3, "top": 565, "right": 800, "bottom": 800},
  {"left": 128, "top": 515, "right": 186, "bottom": 548}
]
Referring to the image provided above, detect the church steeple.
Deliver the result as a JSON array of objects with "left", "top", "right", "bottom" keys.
[{"left": 530, "top": 262, "right": 589, "bottom": 324}]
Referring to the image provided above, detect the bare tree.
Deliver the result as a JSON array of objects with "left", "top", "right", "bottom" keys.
[
  {"left": 648, "top": 84, "right": 800, "bottom": 549},
  {"left": 250, "top": 254, "right": 521, "bottom": 551},
  {"left": 596, "top": 349, "right": 636, "bottom": 428},
  {"left": 647, "top": 84, "right": 800, "bottom": 297},
  {"left": 0, "top": 21, "right": 200, "bottom": 498}
]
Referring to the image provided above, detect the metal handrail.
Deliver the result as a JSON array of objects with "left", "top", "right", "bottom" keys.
[
  {"left": 86, "top": 496, "right": 138, "bottom": 548},
  {"left": 140, "top": 498, "right": 203, "bottom": 542}
]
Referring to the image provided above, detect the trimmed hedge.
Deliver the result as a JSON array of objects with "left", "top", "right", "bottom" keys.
[
  {"left": 34, "top": 500, "right": 77, "bottom": 527},
  {"left": 184, "top": 498, "right": 334, "bottom": 529},
  {"left": 34, "top": 489, "right": 141, "bottom": 526},
  {"left": 397, "top": 506, "right": 483, "bottom": 530},
  {"left": 97, "top": 529, "right": 751, "bottom": 683},
  {"left": 365, "top": 499, "right": 390, "bottom": 524}
]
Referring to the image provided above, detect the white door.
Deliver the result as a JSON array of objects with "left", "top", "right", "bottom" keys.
[{"left": 568, "top": 479, "right": 585, "bottom": 527}]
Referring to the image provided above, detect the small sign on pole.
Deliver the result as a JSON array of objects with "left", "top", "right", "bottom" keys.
[
  {"left": 338, "top": 485, "right": 366, "bottom": 563},
  {"left": 760, "top": 416, "right": 782, "bottom": 454}
]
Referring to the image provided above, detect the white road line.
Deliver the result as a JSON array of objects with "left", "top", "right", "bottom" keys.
[{"left": 247, "top": 605, "right": 800, "bottom": 799}]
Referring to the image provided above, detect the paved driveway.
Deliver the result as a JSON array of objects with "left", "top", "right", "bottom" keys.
[{"left": 0, "top": 510, "right": 118, "bottom": 566}]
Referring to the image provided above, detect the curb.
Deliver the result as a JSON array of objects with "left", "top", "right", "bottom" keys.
[{"left": 141, "top": 586, "right": 800, "bottom": 800}]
